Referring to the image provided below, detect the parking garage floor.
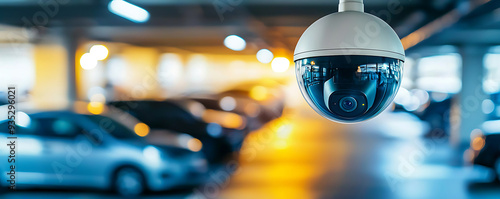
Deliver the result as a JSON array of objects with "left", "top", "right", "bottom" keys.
[{"left": 3, "top": 104, "right": 500, "bottom": 199}]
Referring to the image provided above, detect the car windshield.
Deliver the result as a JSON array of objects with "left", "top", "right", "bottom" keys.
[{"left": 84, "top": 115, "right": 140, "bottom": 139}]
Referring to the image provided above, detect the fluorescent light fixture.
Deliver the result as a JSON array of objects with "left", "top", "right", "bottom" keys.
[
  {"left": 483, "top": 53, "right": 500, "bottom": 94},
  {"left": 89, "top": 45, "right": 109, "bottom": 60},
  {"left": 271, "top": 57, "right": 290, "bottom": 73},
  {"left": 80, "top": 53, "right": 98, "bottom": 70},
  {"left": 256, "top": 49, "right": 274, "bottom": 64},
  {"left": 108, "top": 0, "right": 150, "bottom": 23},
  {"left": 482, "top": 120, "right": 500, "bottom": 133},
  {"left": 417, "top": 54, "right": 462, "bottom": 94},
  {"left": 224, "top": 35, "right": 246, "bottom": 51}
]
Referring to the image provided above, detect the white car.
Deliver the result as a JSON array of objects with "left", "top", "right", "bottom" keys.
[{"left": 0, "top": 111, "right": 208, "bottom": 196}]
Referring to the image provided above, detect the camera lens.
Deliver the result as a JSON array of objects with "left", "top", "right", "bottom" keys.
[
  {"left": 339, "top": 97, "right": 357, "bottom": 112},
  {"left": 296, "top": 56, "right": 402, "bottom": 122}
]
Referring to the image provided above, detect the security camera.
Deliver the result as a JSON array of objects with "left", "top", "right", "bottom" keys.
[{"left": 294, "top": 0, "right": 405, "bottom": 123}]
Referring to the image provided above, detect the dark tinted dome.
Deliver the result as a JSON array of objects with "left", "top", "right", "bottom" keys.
[{"left": 295, "top": 55, "right": 403, "bottom": 123}]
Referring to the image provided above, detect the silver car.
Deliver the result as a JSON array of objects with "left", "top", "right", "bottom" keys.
[{"left": 0, "top": 111, "right": 208, "bottom": 196}]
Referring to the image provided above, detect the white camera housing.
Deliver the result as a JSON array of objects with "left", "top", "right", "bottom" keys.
[{"left": 294, "top": 0, "right": 405, "bottom": 123}]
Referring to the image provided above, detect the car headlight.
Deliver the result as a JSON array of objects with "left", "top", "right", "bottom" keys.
[{"left": 143, "top": 145, "right": 162, "bottom": 166}]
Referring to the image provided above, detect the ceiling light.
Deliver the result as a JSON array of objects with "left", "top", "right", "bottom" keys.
[
  {"left": 108, "top": 0, "right": 150, "bottom": 23},
  {"left": 80, "top": 53, "right": 98, "bottom": 70},
  {"left": 224, "top": 35, "right": 246, "bottom": 51},
  {"left": 271, "top": 57, "right": 290, "bottom": 73},
  {"left": 89, "top": 45, "right": 109, "bottom": 60},
  {"left": 256, "top": 49, "right": 274, "bottom": 64}
]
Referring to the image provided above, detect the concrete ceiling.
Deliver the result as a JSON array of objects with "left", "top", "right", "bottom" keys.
[{"left": 0, "top": 0, "right": 497, "bottom": 54}]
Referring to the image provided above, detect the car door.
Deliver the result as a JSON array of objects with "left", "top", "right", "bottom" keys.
[
  {"left": 60, "top": 114, "right": 114, "bottom": 189},
  {"left": 0, "top": 118, "right": 45, "bottom": 187},
  {"left": 31, "top": 115, "right": 90, "bottom": 187}
]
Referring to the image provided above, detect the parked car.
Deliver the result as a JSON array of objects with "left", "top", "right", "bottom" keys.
[
  {"left": 472, "top": 131, "right": 500, "bottom": 182},
  {"left": 108, "top": 100, "right": 244, "bottom": 165},
  {"left": 394, "top": 96, "right": 452, "bottom": 138},
  {"left": 188, "top": 96, "right": 264, "bottom": 132},
  {"left": 220, "top": 84, "right": 286, "bottom": 123},
  {"left": 417, "top": 98, "right": 452, "bottom": 138},
  {"left": 186, "top": 82, "right": 286, "bottom": 128},
  {"left": 0, "top": 110, "right": 208, "bottom": 196}
]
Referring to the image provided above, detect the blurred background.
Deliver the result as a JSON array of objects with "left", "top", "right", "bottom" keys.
[{"left": 1, "top": 0, "right": 500, "bottom": 198}]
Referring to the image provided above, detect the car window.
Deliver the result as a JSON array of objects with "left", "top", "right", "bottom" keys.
[
  {"left": 84, "top": 115, "right": 140, "bottom": 139},
  {"left": 0, "top": 117, "right": 83, "bottom": 137},
  {"left": 37, "top": 118, "right": 83, "bottom": 138},
  {"left": 111, "top": 101, "right": 198, "bottom": 127},
  {"left": 160, "top": 103, "right": 196, "bottom": 123},
  {"left": 0, "top": 119, "right": 38, "bottom": 135}
]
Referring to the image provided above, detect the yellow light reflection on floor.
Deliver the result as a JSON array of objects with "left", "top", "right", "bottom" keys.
[
  {"left": 276, "top": 123, "right": 293, "bottom": 139},
  {"left": 274, "top": 122, "right": 293, "bottom": 149},
  {"left": 134, "top": 122, "right": 150, "bottom": 137},
  {"left": 221, "top": 108, "right": 352, "bottom": 199},
  {"left": 274, "top": 140, "right": 289, "bottom": 150}
]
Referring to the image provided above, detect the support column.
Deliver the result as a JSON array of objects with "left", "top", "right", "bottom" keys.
[
  {"left": 452, "top": 46, "right": 488, "bottom": 149},
  {"left": 61, "top": 28, "right": 84, "bottom": 108}
]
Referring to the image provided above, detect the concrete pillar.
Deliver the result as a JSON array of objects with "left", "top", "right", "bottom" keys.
[
  {"left": 452, "top": 46, "right": 488, "bottom": 148},
  {"left": 61, "top": 28, "right": 84, "bottom": 108},
  {"left": 65, "top": 34, "right": 77, "bottom": 105}
]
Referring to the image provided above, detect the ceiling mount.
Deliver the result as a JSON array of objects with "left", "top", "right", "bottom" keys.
[{"left": 338, "top": 0, "right": 364, "bottom": 12}]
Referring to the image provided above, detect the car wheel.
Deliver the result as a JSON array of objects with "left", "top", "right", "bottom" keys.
[{"left": 114, "top": 167, "right": 146, "bottom": 196}]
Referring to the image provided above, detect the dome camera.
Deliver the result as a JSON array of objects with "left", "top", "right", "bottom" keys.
[{"left": 294, "top": 0, "right": 405, "bottom": 123}]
